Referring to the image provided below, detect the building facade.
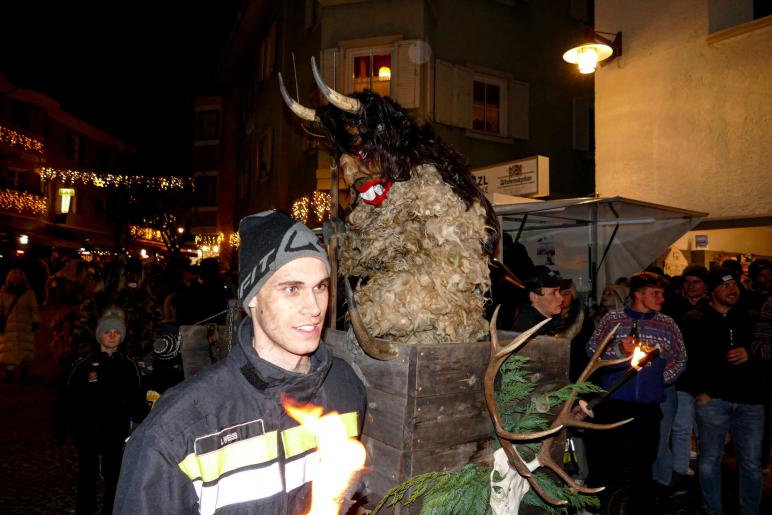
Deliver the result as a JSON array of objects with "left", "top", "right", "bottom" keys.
[
  {"left": 594, "top": 0, "right": 772, "bottom": 267},
  {"left": 209, "top": 0, "right": 599, "bottom": 231},
  {"left": 0, "top": 73, "right": 136, "bottom": 256}
]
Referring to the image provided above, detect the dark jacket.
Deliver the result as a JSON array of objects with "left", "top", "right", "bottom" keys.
[
  {"left": 114, "top": 317, "right": 366, "bottom": 515},
  {"left": 682, "top": 303, "right": 765, "bottom": 404},
  {"left": 510, "top": 303, "right": 556, "bottom": 335},
  {"left": 60, "top": 351, "right": 146, "bottom": 446}
]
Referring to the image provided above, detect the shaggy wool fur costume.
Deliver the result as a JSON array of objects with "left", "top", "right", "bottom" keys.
[{"left": 339, "top": 165, "right": 490, "bottom": 344}]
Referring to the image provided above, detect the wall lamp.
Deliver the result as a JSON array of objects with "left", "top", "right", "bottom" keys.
[{"left": 563, "top": 29, "right": 622, "bottom": 74}]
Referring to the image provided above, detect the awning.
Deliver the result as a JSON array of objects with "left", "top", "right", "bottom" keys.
[{"left": 494, "top": 196, "right": 707, "bottom": 299}]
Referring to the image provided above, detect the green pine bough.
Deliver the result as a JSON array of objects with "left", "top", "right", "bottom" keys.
[{"left": 372, "top": 355, "right": 606, "bottom": 514}]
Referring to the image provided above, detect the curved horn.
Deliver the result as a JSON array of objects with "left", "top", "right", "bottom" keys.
[
  {"left": 277, "top": 72, "right": 318, "bottom": 122},
  {"left": 344, "top": 276, "right": 398, "bottom": 361},
  {"left": 311, "top": 56, "right": 361, "bottom": 114}
]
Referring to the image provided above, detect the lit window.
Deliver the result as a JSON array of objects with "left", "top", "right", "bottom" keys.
[
  {"left": 56, "top": 188, "right": 76, "bottom": 214},
  {"left": 473, "top": 80, "right": 501, "bottom": 134},
  {"left": 350, "top": 50, "right": 391, "bottom": 97}
]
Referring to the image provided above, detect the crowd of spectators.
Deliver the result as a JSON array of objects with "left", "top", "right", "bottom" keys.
[{"left": 497, "top": 254, "right": 771, "bottom": 515}]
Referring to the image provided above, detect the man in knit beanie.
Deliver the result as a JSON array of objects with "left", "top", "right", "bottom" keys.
[{"left": 116, "top": 211, "right": 365, "bottom": 515}]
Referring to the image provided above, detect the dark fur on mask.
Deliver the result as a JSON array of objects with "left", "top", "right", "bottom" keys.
[{"left": 316, "top": 90, "right": 500, "bottom": 255}]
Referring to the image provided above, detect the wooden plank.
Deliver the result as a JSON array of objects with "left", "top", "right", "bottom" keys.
[
  {"left": 413, "top": 341, "right": 489, "bottom": 397},
  {"left": 325, "top": 330, "right": 412, "bottom": 396},
  {"left": 411, "top": 391, "right": 492, "bottom": 449},
  {"left": 362, "top": 388, "right": 408, "bottom": 449},
  {"left": 411, "top": 439, "right": 494, "bottom": 474},
  {"left": 362, "top": 436, "right": 402, "bottom": 495}
]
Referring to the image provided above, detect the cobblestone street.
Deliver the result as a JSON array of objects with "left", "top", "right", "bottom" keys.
[{"left": 0, "top": 310, "right": 79, "bottom": 514}]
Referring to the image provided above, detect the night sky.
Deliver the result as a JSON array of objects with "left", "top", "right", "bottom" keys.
[{"left": 1, "top": 1, "right": 240, "bottom": 174}]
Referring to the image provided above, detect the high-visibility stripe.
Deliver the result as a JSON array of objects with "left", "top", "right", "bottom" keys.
[
  {"left": 281, "top": 411, "right": 359, "bottom": 458},
  {"left": 284, "top": 450, "right": 319, "bottom": 492},
  {"left": 194, "top": 462, "right": 283, "bottom": 515},
  {"left": 178, "top": 431, "right": 278, "bottom": 482}
]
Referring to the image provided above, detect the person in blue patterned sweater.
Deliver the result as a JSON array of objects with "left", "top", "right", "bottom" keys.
[{"left": 584, "top": 271, "right": 687, "bottom": 515}]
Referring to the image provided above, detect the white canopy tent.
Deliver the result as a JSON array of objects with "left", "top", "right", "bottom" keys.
[{"left": 494, "top": 197, "right": 707, "bottom": 302}]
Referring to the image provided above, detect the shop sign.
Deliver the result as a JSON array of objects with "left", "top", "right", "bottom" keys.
[{"left": 472, "top": 156, "right": 549, "bottom": 198}]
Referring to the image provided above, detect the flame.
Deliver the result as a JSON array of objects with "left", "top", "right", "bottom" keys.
[
  {"left": 283, "top": 397, "right": 366, "bottom": 515},
  {"left": 631, "top": 345, "right": 647, "bottom": 369}
]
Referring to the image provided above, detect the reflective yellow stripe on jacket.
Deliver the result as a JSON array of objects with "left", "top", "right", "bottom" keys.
[{"left": 178, "top": 410, "right": 359, "bottom": 487}]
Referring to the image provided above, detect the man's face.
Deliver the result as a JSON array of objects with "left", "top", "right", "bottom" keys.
[
  {"left": 757, "top": 268, "right": 772, "bottom": 291},
  {"left": 634, "top": 286, "right": 665, "bottom": 312},
  {"left": 99, "top": 329, "right": 122, "bottom": 352},
  {"left": 559, "top": 287, "right": 574, "bottom": 310},
  {"left": 712, "top": 279, "right": 740, "bottom": 308},
  {"left": 682, "top": 276, "right": 707, "bottom": 301},
  {"left": 529, "top": 287, "right": 563, "bottom": 317},
  {"left": 249, "top": 257, "right": 330, "bottom": 371}
]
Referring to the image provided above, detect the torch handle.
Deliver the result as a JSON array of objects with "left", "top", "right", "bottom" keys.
[{"left": 586, "top": 348, "right": 661, "bottom": 412}]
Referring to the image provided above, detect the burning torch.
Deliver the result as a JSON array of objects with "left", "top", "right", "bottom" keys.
[{"left": 579, "top": 322, "right": 661, "bottom": 417}]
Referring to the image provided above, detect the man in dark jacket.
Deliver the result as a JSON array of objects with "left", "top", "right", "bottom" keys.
[
  {"left": 114, "top": 211, "right": 366, "bottom": 514},
  {"left": 684, "top": 268, "right": 765, "bottom": 515},
  {"left": 509, "top": 265, "right": 565, "bottom": 333}
]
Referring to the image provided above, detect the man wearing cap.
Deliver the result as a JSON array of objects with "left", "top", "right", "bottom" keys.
[
  {"left": 683, "top": 268, "right": 765, "bottom": 515},
  {"left": 584, "top": 272, "right": 686, "bottom": 515},
  {"left": 663, "top": 264, "right": 709, "bottom": 325},
  {"left": 508, "top": 265, "right": 566, "bottom": 333},
  {"left": 115, "top": 211, "right": 366, "bottom": 515},
  {"left": 58, "top": 308, "right": 146, "bottom": 515}
]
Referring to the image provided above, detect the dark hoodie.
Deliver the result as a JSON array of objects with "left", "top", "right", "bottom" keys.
[
  {"left": 114, "top": 317, "right": 366, "bottom": 514},
  {"left": 682, "top": 303, "right": 765, "bottom": 405}
]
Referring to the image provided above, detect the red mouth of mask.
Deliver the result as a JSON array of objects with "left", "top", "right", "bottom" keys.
[{"left": 356, "top": 177, "right": 393, "bottom": 206}]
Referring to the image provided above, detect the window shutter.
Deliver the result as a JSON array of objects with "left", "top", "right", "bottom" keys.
[
  {"left": 453, "top": 65, "right": 473, "bottom": 129},
  {"left": 508, "top": 79, "right": 529, "bottom": 140},
  {"left": 572, "top": 96, "right": 591, "bottom": 151},
  {"left": 434, "top": 59, "right": 454, "bottom": 125},
  {"left": 319, "top": 48, "right": 344, "bottom": 99},
  {"left": 393, "top": 40, "right": 421, "bottom": 109}
]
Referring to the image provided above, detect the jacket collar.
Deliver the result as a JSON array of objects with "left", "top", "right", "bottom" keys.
[{"left": 233, "top": 316, "right": 332, "bottom": 403}]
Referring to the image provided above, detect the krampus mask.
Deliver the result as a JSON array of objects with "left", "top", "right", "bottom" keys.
[{"left": 280, "top": 58, "right": 499, "bottom": 345}]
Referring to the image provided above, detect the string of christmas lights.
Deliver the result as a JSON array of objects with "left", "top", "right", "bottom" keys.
[
  {"left": 41, "top": 167, "right": 191, "bottom": 190},
  {"left": 0, "top": 125, "right": 44, "bottom": 154},
  {"left": 194, "top": 233, "right": 224, "bottom": 247},
  {"left": 291, "top": 191, "right": 331, "bottom": 224},
  {"left": 229, "top": 232, "right": 240, "bottom": 249},
  {"left": 0, "top": 188, "right": 48, "bottom": 216},
  {"left": 130, "top": 225, "right": 164, "bottom": 242}
]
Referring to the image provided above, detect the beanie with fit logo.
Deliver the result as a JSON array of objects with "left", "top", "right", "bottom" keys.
[{"left": 237, "top": 211, "right": 331, "bottom": 312}]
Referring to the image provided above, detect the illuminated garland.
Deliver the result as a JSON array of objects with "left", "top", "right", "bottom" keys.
[
  {"left": 41, "top": 167, "right": 191, "bottom": 190},
  {"left": 194, "top": 233, "right": 224, "bottom": 247},
  {"left": 0, "top": 188, "right": 48, "bottom": 215},
  {"left": 0, "top": 125, "right": 44, "bottom": 154},
  {"left": 229, "top": 232, "right": 240, "bottom": 249},
  {"left": 292, "top": 191, "right": 331, "bottom": 224},
  {"left": 130, "top": 225, "right": 163, "bottom": 242}
]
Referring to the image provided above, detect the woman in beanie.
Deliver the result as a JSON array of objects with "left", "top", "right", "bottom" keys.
[{"left": 56, "top": 307, "right": 147, "bottom": 515}]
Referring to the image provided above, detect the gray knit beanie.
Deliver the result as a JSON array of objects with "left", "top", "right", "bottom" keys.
[
  {"left": 238, "top": 211, "right": 331, "bottom": 312},
  {"left": 95, "top": 308, "right": 126, "bottom": 343}
]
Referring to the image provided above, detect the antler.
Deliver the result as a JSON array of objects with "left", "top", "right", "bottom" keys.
[{"left": 485, "top": 310, "right": 633, "bottom": 505}]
